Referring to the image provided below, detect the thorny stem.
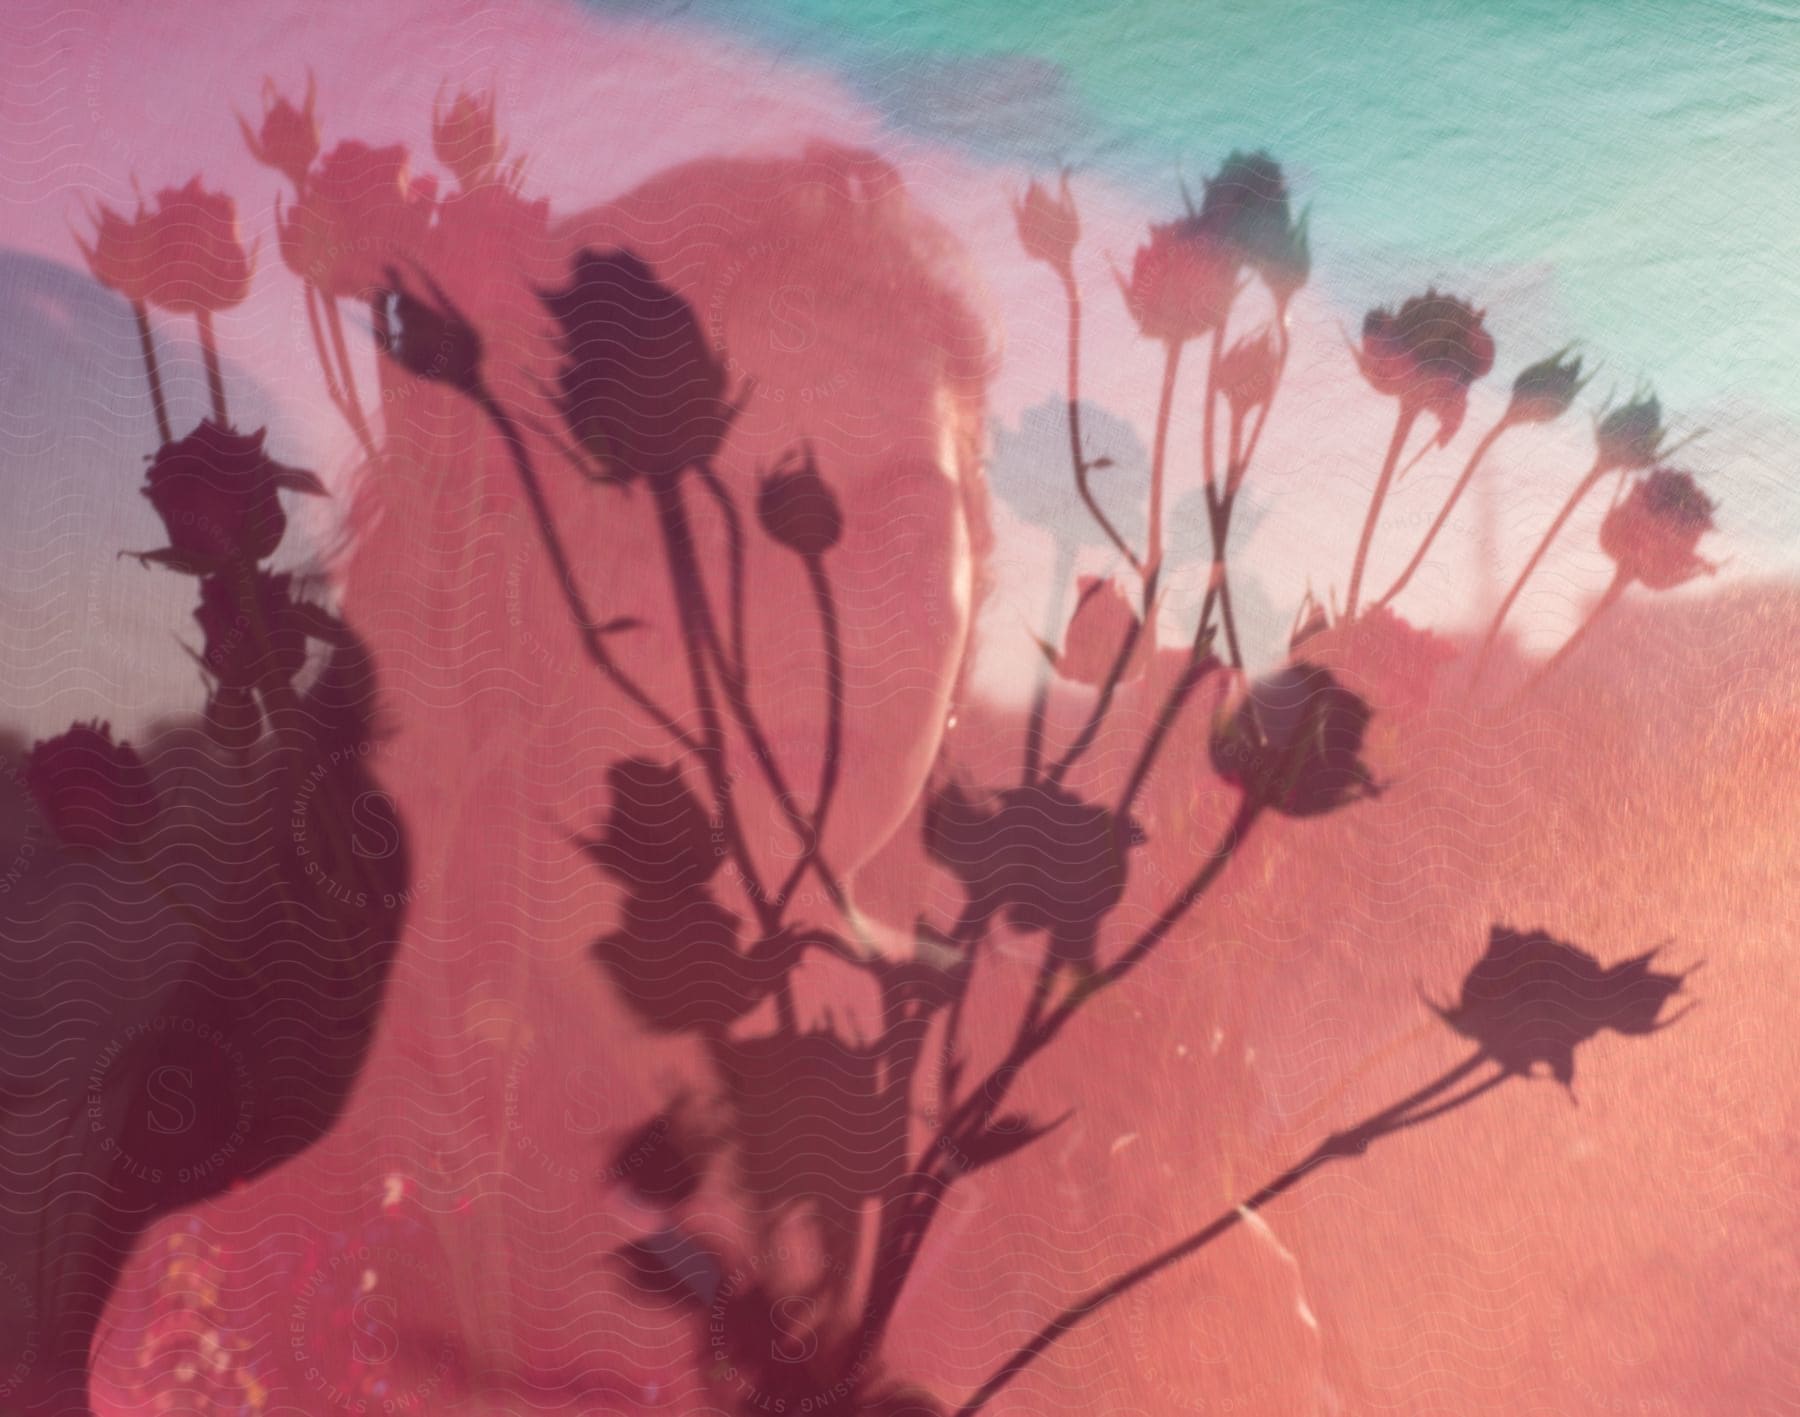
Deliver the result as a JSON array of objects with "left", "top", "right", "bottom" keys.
[
  {"left": 1378, "top": 413, "right": 1513, "bottom": 609},
  {"left": 196, "top": 307, "right": 228, "bottom": 425},
  {"left": 1472, "top": 456, "right": 1607, "bottom": 687},
  {"left": 1344, "top": 404, "right": 1420, "bottom": 618},
  {"left": 1063, "top": 270, "right": 1143, "bottom": 574},
  {"left": 131, "top": 301, "right": 173, "bottom": 445},
  {"left": 953, "top": 1050, "right": 1499, "bottom": 1414}
]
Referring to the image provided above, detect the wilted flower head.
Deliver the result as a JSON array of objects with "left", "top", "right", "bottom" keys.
[
  {"left": 1354, "top": 289, "right": 1496, "bottom": 444},
  {"left": 1594, "top": 390, "right": 1669, "bottom": 472},
  {"left": 1013, "top": 173, "right": 1079, "bottom": 279},
  {"left": 1216, "top": 326, "right": 1282, "bottom": 418},
  {"left": 756, "top": 444, "right": 842, "bottom": 556},
  {"left": 1056, "top": 576, "right": 1142, "bottom": 686},
  {"left": 1431, "top": 925, "right": 1690, "bottom": 1089},
  {"left": 1210, "top": 662, "right": 1377, "bottom": 816},
  {"left": 238, "top": 73, "right": 319, "bottom": 188},
  {"left": 278, "top": 140, "right": 436, "bottom": 300},
  {"left": 1600, "top": 467, "right": 1718, "bottom": 590},
  {"left": 541, "top": 248, "right": 733, "bottom": 483},
  {"left": 1117, "top": 213, "right": 1237, "bottom": 344},
  {"left": 1507, "top": 346, "right": 1588, "bottom": 424},
  {"left": 140, "top": 421, "right": 327, "bottom": 572},
  {"left": 582, "top": 757, "right": 719, "bottom": 893},
  {"left": 25, "top": 720, "right": 159, "bottom": 850},
  {"left": 432, "top": 88, "right": 504, "bottom": 192}
]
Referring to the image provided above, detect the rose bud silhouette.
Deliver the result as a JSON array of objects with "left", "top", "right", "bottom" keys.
[
  {"left": 1429, "top": 925, "right": 1691, "bottom": 1090},
  {"left": 1013, "top": 173, "right": 1079, "bottom": 280},
  {"left": 756, "top": 445, "right": 843, "bottom": 556},
  {"left": 1353, "top": 289, "right": 1495, "bottom": 445},
  {"left": 141, "top": 177, "right": 255, "bottom": 314},
  {"left": 1056, "top": 576, "right": 1142, "bottom": 686},
  {"left": 194, "top": 571, "right": 309, "bottom": 688},
  {"left": 1195, "top": 150, "right": 1300, "bottom": 286},
  {"left": 1209, "top": 662, "right": 1378, "bottom": 816},
  {"left": 25, "top": 720, "right": 159, "bottom": 850},
  {"left": 277, "top": 140, "right": 435, "bottom": 299},
  {"left": 540, "top": 248, "right": 735, "bottom": 483},
  {"left": 139, "top": 421, "right": 327, "bottom": 572},
  {"left": 432, "top": 88, "right": 504, "bottom": 192},
  {"left": 1216, "top": 327, "right": 1282, "bottom": 420},
  {"left": 604, "top": 1102, "right": 713, "bottom": 1207},
  {"left": 593, "top": 889, "right": 763, "bottom": 1035},
  {"left": 1117, "top": 213, "right": 1237, "bottom": 344},
  {"left": 377, "top": 265, "right": 483, "bottom": 393},
  {"left": 75, "top": 199, "right": 161, "bottom": 305},
  {"left": 1600, "top": 467, "right": 1719, "bottom": 590},
  {"left": 988, "top": 781, "right": 1140, "bottom": 972},
  {"left": 1594, "top": 389, "right": 1670, "bottom": 472},
  {"left": 581, "top": 757, "right": 721, "bottom": 893},
  {"left": 1506, "top": 346, "right": 1588, "bottom": 424},
  {"left": 238, "top": 73, "right": 320, "bottom": 189}
]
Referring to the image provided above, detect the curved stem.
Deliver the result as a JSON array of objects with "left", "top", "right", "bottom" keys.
[
  {"left": 471, "top": 386, "right": 697, "bottom": 755},
  {"left": 1472, "top": 457, "right": 1606, "bottom": 686},
  {"left": 773, "top": 555, "right": 843, "bottom": 909},
  {"left": 1377, "top": 414, "right": 1511, "bottom": 608},
  {"left": 952, "top": 1050, "right": 1496, "bottom": 1415},
  {"left": 1144, "top": 339, "right": 1185, "bottom": 601},
  {"left": 1344, "top": 405, "right": 1418, "bottom": 619},
  {"left": 1064, "top": 272, "right": 1142, "bottom": 573},
  {"left": 131, "top": 301, "right": 172, "bottom": 444},
  {"left": 196, "top": 307, "right": 228, "bottom": 425}
]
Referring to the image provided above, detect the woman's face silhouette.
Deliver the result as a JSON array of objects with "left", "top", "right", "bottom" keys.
[{"left": 540, "top": 150, "right": 990, "bottom": 893}]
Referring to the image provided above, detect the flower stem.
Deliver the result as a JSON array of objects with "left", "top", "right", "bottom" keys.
[
  {"left": 1472, "top": 457, "right": 1605, "bottom": 687},
  {"left": 1510, "top": 566, "right": 1629, "bottom": 704},
  {"left": 131, "top": 301, "right": 172, "bottom": 444},
  {"left": 1064, "top": 271, "right": 1142, "bottom": 574},
  {"left": 1377, "top": 413, "right": 1511, "bottom": 608},
  {"left": 196, "top": 308, "right": 228, "bottom": 425},
  {"left": 1345, "top": 405, "right": 1418, "bottom": 619},
  {"left": 1143, "top": 338, "right": 1185, "bottom": 615}
]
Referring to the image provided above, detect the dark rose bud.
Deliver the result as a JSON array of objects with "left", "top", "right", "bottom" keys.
[
  {"left": 1507, "top": 346, "right": 1587, "bottom": 424},
  {"left": 595, "top": 890, "right": 760, "bottom": 1034},
  {"left": 755, "top": 446, "right": 842, "bottom": 556},
  {"left": 25, "top": 721, "right": 158, "bottom": 850},
  {"left": 1013, "top": 174, "right": 1079, "bottom": 279},
  {"left": 1600, "top": 467, "right": 1718, "bottom": 590},
  {"left": 540, "top": 249, "right": 733, "bottom": 483},
  {"left": 238, "top": 73, "right": 319, "bottom": 189},
  {"left": 1210, "top": 662, "right": 1377, "bottom": 816},
  {"left": 1117, "top": 214, "right": 1237, "bottom": 344},
  {"left": 1354, "top": 289, "right": 1495, "bottom": 445},
  {"left": 1056, "top": 576, "right": 1141, "bottom": 686},
  {"left": 1196, "top": 151, "right": 1295, "bottom": 280},
  {"left": 1216, "top": 327, "right": 1281, "bottom": 418},
  {"left": 378, "top": 266, "right": 482, "bottom": 393},
  {"left": 990, "top": 781, "right": 1136, "bottom": 970},
  {"left": 140, "top": 421, "right": 327, "bottom": 572},
  {"left": 582, "top": 757, "right": 719, "bottom": 892},
  {"left": 195, "top": 571, "right": 308, "bottom": 688},
  {"left": 1430, "top": 925, "right": 1689, "bottom": 1089},
  {"left": 604, "top": 1103, "right": 713, "bottom": 1207},
  {"left": 1594, "top": 390, "right": 1669, "bottom": 472}
]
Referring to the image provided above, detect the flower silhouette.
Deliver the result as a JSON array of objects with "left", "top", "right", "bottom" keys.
[
  {"left": 1507, "top": 346, "right": 1588, "bottom": 424},
  {"left": 1117, "top": 214, "right": 1237, "bottom": 344},
  {"left": 76, "top": 199, "right": 162, "bottom": 306},
  {"left": 757, "top": 444, "right": 844, "bottom": 557},
  {"left": 24, "top": 720, "right": 159, "bottom": 850},
  {"left": 1209, "top": 663, "right": 1377, "bottom": 816},
  {"left": 1354, "top": 289, "right": 1495, "bottom": 444},
  {"left": 1194, "top": 150, "right": 1306, "bottom": 300},
  {"left": 1013, "top": 173, "right": 1079, "bottom": 280},
  {"left": 139, "top": 177, "right": 255, "bottom": 314},
  {"left": 238, "top": 73, "right": 319, "bottom": 189},
  {"left": 540, "top": 248, "right": 734, "bottom": 483},
  {"left": 1215, "top": 326, "right": 1281, "bottom": 419},
  {"left": 277, "top": 140, "right": 436, "bottom": 299},
  {"left": 139, "top": 421, "right": 327, "bottom": 572},
  {"left": 1600, "top": 467, "right": 1718, "bottom": 590},
  {"left": 1594, "top": 390, "right": 1671, "bottom": 472},
  {"left": 581, "top": 757, "right": 720, "bottom": 893},
  {"left": 432, "top": 87, "right": 505, "bottom": 192},
  {"left": 1429, "top": 926, "right": 1691, "bottom": 1089},
  {"left": 1055, "top": 576, "right": 1141, "bottom": 686}
]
